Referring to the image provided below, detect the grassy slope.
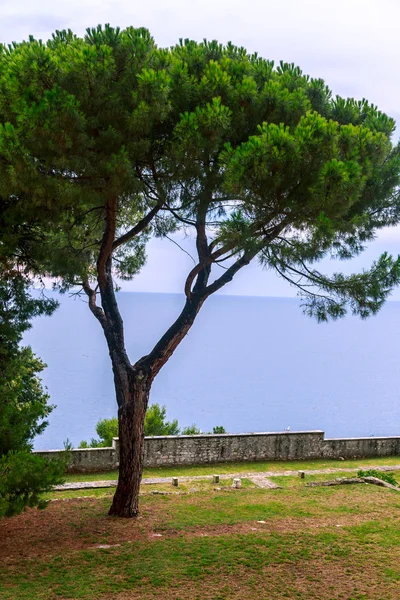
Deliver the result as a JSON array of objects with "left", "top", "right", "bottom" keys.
[{"left": 2, "top": 473, "right": 400, "bottom": 599}]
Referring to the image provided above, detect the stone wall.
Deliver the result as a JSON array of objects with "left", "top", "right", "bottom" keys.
[
  {"left": 35, "top": 447, "right": 117, "bottom": 473},
  {"left": 140, "top": 430, "right": 325, "bottom": 466},
  {"left": 321, "top": 436, "right": 400, "bottom": 459},
  {"left": 33, "top": 431, "right": 400, "bottom": 473}
]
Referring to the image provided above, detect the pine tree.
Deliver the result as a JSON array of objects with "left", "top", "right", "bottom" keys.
[
  {"left": 0, "top": 268, "right": 65, "bottom": 517},
  {"left": 1, "top": 27, "right": 400, "bottom": 516}
]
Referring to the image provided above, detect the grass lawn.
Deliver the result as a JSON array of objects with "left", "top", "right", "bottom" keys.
[
  {"left": 64, "top": 455, "right": 400, "bottom": 483},
  {"left": 2, "top": 471, "right": 400, "bottom": 599},
  {"left": 45, "top": 470, "right": 391, "bottom": 501}
]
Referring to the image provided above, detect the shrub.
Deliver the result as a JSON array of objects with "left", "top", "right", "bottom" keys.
[
  {"left": 79, "top": 404, "right": 181, "bottom": 447},
  {"left": 79, "top": 417, "right": 118, "bottom": 448},
  {"left": 212, "top": 426, "right": 226, "bottom": 434},
  {"left": 144, "top": 404, "right": 180, "bottom": 436},
  {"left": 358, "top": 469, "right": 398, "bottom": 486},
  {"left": 79, "top": 407, "right": 225, "bottom": 445},
  {"left": 181, "top": 424, "right": 202, "bottom": 435},
  {"left": 0, "top": 451, "right": 66, "bottom": 517}
]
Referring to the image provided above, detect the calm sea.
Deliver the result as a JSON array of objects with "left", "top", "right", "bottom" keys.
[{"left": 23, "top": 291, "right": 400, "bottom": 450}]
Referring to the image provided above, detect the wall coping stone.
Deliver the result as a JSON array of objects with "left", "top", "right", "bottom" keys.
[
  {"left": 324, "top": 436, "right": 400, "bottom": 441},
  {"left": 35, "top": 447, "right": 115, "bottom": 453},
  {"left": 121, "top": 430, "right": 325, "bottom": 441}
]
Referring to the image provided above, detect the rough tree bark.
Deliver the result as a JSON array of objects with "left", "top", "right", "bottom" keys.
[{"left": 108, "top": 369, "right": 150, "bottom": 517}]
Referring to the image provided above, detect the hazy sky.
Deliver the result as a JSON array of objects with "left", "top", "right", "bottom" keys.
[{"left": 2, "top": 0, "right": 400, "bottom": 297}]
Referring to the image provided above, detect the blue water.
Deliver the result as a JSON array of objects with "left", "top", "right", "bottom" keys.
[{"left": 23, "top": 291, "right": 400, "bottom": 450}]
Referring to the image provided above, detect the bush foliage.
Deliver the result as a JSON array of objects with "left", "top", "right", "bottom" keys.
[
  {"left": 358, "top": 469, "right": 398, "bottom": 487},
  {"left": 0, "top": 269, "right": 65, "bottom": 517},
  {"left": 79, "top": 404, "right": 225, "bottom": 447}
]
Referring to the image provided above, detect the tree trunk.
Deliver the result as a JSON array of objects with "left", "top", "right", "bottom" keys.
[
  {"left": 108, "top": 371, "right": 151, "bottom": 518},
  {"left": 106, "top": 297, "right": 205, "bottom": 517}
]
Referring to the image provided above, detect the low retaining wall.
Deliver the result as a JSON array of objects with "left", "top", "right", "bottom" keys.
[
  {"left": 322, "top": 436, "right": 400, "bottom": 459},
  {"left": 141, "top": 430, "right": 324, "bottom": 466},
  {"left": 36, "top": 447, "right": 117, "bottom": 472},
  {"left": 33, "top": 430, "right": 400, "bottom": 473}
]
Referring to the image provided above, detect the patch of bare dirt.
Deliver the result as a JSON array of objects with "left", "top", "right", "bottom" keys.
[
  {"left": 0, "top": 498, "right": 158, "bottom": 563},
  {"left": 0, "top": 492, "right": 395, "bottom": 565}
]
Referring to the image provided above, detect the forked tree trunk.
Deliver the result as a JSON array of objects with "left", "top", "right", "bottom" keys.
[
  {"left": 97, "top": 274, "right": 252, "bottom": 516},
  {"left": 87, "top": 189, "right": 258, "bottom": 518},
  {"left": 106, "top": 297, "right": 205, "bottom": 518},
  {"left": 108, "top": 371, "right": 151, "bottom": 518}
]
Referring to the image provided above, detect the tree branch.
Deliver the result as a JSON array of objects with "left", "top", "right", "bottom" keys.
[
  {"left": 112, "top": 201, "right": 164, "bottom": 250},
  {"left": 161, "top": 204, "right": 196, "bottom": 226},
  {"left": 82, "top": 279, "right": 107, "bottom": 328},
  {"left": 163, "top": 235, "right": 196, "bottom": 264},
  {"left": 97, "top": 197, "right": 117, "bottom": 290},
  {"left": 184, "top": 243, "right": 235, "bottom": 299},
  {"left": 203, "top": 249, "right": 259, "bottom": 297}
]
